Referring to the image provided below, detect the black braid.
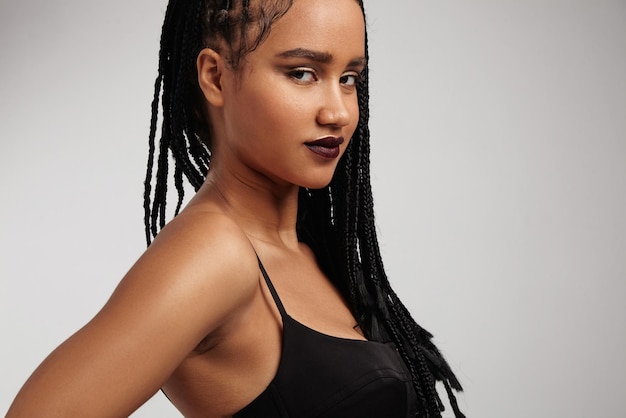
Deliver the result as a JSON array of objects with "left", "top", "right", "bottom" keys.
[
  {"left": 144, "top": 1, "right": 464, "bottom": 416},
  {"left": 315, "top": 2, "right": 465, "bottom": 416}
]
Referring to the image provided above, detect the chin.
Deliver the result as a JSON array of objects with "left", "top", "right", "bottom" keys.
[
  {"left": 292, "top": 164, "right": 341, "bottom": 190},
  {"left": 300, "top": 175, "right": 335, "bottom": 190}
]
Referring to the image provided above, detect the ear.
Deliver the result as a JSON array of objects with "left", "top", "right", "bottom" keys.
[{"left": 197, "top": 48, "right": 226, "bottom": 107}]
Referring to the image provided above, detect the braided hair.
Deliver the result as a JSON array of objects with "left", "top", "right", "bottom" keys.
[{"left": 144, "top": 1, "right": 465, "bottom": 417}]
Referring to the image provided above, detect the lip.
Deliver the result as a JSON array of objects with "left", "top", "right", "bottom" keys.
[{"left": 305, "top": 136, "right": 345, "bottom": 159}]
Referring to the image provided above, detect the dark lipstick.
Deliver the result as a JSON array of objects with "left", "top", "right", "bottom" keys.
[{"left": 305, "top": 136, "right": 344, "bottom": 159}]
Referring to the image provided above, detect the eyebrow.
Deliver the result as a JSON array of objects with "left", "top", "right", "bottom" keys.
[{"left": 276, "top": 48, "right": 366, "bottom": 68}]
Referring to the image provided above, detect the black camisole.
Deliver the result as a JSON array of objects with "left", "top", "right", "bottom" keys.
[{"left": 233, "top": 259, "right": 417, "bottom": 417}]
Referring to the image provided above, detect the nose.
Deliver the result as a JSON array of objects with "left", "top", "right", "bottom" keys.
[{"left": 316, "top": 85, "right": 352, "bottom": 128}]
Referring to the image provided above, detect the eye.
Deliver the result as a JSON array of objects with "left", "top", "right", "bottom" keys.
[
  {"left": 340, "top": 72, "right": 361, "bottom": 88},
  {"left": 288, "top": 68, "right": 317, "bottom": 84}
]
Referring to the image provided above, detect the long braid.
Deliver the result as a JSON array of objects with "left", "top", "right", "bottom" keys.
[
  {"left": 143, "top": 0, "right": 174, "bottom": 245},
  {"left": 355, "top": 127, "right": 445, "bottom": 415},
  {"left": 168, "top": 2, "right": 200, "bottom": 215},
  {"left": 145, "top": 0, "right": 292, "bottom": 244},
  {"left": 317, "top": 2, "right": 466, "bottom": 416},
  {"left": 352, "top": 38, "right": 443, "bottom": 415},
  {"left": 144, "top": 1, "right": 464, "bottom": 416},
  {"left": 144, "top": 70, "right": 162, "bottom": 245}
]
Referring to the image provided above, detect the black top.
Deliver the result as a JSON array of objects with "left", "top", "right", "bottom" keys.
[{"left": 234, "top": 259, "right": 417, "bottom": 417}]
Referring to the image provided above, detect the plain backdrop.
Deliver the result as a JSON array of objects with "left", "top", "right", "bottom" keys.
[{"left": 1, "top": 0, "right": 625, "bottom": 417}]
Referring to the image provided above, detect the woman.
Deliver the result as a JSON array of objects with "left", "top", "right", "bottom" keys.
[{"left": 8, "top": 0, "right": 463, "bottom": 417}]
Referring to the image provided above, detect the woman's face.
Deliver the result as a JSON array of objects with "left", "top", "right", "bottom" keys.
[{"left": 213, "top": 0, "right": 365, "bottom": 190}]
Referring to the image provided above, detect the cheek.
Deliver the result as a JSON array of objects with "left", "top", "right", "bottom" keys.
[
  {"left": 225, "top": 88, "right": 272, "bottom": 139},
  {"left": 239, "top": 82, "right": 299, "bottom": 128}
]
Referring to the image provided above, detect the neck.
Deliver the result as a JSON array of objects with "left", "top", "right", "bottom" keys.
[{"left": 193, "top": 160, "right": 302, "bottom": 250}]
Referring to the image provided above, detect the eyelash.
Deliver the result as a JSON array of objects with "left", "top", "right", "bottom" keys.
[
  {"left": 287, "top": 68, "right": 362, "bottom": 88},
  {"left": 340, "top": 73, "right": 361, "bottom": 87},
  {"left": 288, "top": 69, "right": 317, "bottom": 83}
]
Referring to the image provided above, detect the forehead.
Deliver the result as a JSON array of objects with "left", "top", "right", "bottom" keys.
[{"left": 257, "top": 0, "right": 365, "bottom": 57}]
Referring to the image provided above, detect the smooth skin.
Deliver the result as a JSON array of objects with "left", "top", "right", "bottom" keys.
[{"left": 7, "top": 0, "right": 366, "bottom": 416}]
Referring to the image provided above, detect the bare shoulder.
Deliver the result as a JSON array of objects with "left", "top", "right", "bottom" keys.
[
  {"left": 96, "top": 207, "right": 263, "bottom": 374},
  {"left": 117, "top": 208, "right": 260, "bottom": 334},
  {"left": 145, "top": 207, "right": 258, "bottom": 285},
  {"left": 6, "top": 209, "right": 260, "bottom": 417}
]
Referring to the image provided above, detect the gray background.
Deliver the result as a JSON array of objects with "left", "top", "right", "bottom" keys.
[{"left": 1, "top": 0, "right": 625, "bottom": 417}]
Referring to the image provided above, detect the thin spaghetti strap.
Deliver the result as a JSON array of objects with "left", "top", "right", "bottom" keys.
[{"left": 256, "top": 256, "right": 288, "bottom": 318}]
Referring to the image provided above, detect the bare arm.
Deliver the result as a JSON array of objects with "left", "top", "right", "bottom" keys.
[{"left": 7, "top": 212, "right": 258, "bottom": 417}]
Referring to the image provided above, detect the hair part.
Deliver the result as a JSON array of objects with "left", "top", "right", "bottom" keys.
[{"left": 145, "top": 1, "right": 464, "bottom": 416}]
